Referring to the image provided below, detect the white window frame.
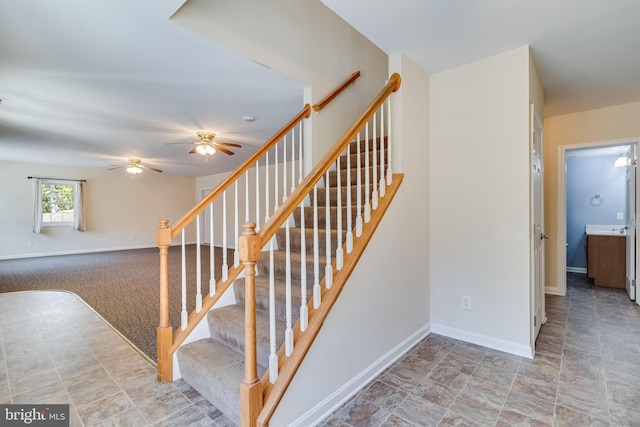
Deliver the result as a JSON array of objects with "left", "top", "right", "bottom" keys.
[{"left": 40, "top": 180, "right": 79, "bottom": 227}]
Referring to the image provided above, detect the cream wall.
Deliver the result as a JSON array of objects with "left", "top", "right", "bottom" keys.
[
  {"left": 171, "top": 0, "right": 389, "bottom": 165},
  {"left": 543, "top": 101, "right": 640, "bottom": 292},
  {"left": 429, "top": 46, "right": 533, "bottom": 356},
  {"left": 0, "top": 160, "right": 195, "bottom": 259}
]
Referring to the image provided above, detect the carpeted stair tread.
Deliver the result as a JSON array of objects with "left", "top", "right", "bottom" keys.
[
  {"left": 347, "top": 136, "right": 387, "bottom": 153},
  {"left": 293, "top": 206, "right": 358, "bottom": 229},
  {"left": 207, "top": 304, "right": 283, "bottom": 369},
  {"left": 177, "top": 338, "right": 266, "bottom": 426},
  {"left": 326, "top": 166, "right": 378, "bottom": 188},
  {"left": 275, "top": 227, "right": 346, "bottom": 253},
  {"left": 234, "top": 275, "right": 307, "bottom": 323},
  {"left": 338, "top": 151, "right": 388, "bottom": 170},
  {"left": 256, "top": 249, "right": 325, "bottom": 285},
  {"left": 312, "top": 185, "right": 363, "bottom": 206}
]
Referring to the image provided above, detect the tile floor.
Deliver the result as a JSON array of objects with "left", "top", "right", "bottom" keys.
[
  {"left": 319, "top": 273, "right": 640, "bottom": 426},
  {"left": 0, "top": 291, "right": 235, "bottom": 426},
  {"left": 2, "top": 274, "right": 640, "bottom": 426}
]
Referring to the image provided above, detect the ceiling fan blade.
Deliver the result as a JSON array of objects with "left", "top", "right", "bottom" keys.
[
  {"left": 108, "top": 165, "right": 126, "bottom": 170},
  {"left": 217, "top": 142, "right": 242, "bottom": 148},
  {"left": 189, "top": 148, "right": 197, "bottom": 154},
  {"left": 217, "top": 146, "right": 235, "bottom": 155},
  {"left": 141, "top": 165, "right": 163, "bottom": 173}
]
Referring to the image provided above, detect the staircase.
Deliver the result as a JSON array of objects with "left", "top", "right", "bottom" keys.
[{"left": 177, "top": 138, "right": 386, "bottom": 425}]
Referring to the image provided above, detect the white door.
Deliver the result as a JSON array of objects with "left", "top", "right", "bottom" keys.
[
  {"left": 531, "top": 106, "right": 546, "bottom": 342},
  {"left": 626, "top": 146, "right": 637, "bottom": 300}
]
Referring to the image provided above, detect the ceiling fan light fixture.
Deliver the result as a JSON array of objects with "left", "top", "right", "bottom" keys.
[
  {"left": 196, "top": 144, "right": 216, "bottom": 155},
  {"left": 126, "top": 165, "right": 143, "bottom": 174}
]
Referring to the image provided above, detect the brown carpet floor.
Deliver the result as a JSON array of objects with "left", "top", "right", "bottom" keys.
[{"left": 0, "top": 245, "right": 232, "bottom": 361}]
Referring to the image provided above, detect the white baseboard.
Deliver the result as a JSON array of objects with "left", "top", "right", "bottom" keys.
[
  {"left": 289, "top": 324, "right": 431, "bottom": 427},
  {"left": 545, "top": 285, "right": 565, "bottom": 296},
  {"left": 566, "top": 267, "right": 587, "bottom": 274},
  {"left": 430, "top": 323, "right": 533, "bottom": 359},
  {"left": 0, "top": 241, "right": 199, "bottom": 260}
]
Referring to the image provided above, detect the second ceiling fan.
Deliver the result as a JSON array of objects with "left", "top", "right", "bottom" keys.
[{"left": 190, "top": 131, "right": 241, "bottom": 156}]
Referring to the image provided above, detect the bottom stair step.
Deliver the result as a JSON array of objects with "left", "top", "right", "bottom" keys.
[
  {"left": 208, "top": 304, "right": 284, "bottom": 369},
  {"left": 177, "top": 338, "right": 266, "bottom": 426}
]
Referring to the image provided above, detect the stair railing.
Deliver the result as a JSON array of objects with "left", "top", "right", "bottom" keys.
[
  {"left": 156, "top": 71, "right": 362, "bottom": 382},
  {"left": 240, "top": 73, "right": 402, "bottom": 427}
]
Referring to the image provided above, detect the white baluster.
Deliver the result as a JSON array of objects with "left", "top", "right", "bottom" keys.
[
  {"left": 234, "top": 181, "right": 239, "bottom": 268},
  {"left": 246, "top": 171, "right": 250, "bottom": 223},
  {"left": 298, "top": 123, "right": 304, "bottom": 184},
  {"left": 379, "top": 104, "right": 386, "bottom": 198},
  {"left": 285, "top": 219, "right": 293, "bottom": 356},
  {"left": 274, "top": 143, "right": 279, "bottom": 213},
  {"left": 324, "top": 170, "right": 333, "bottom": 289},
  {"left": 265, "top": 152, "right": 270, "bottom": 224},
  {"left": 336, "top": 155, "right": 343, "bottom": 270},
  {"left": 364, "top": 125, "right": 371, "bottom": 223},
  {"left": 283, "top": 135, "right": 287, "bottom": 203},
  {"left": 222, "top": 190, "right": 228, "bottom": 282},
  {"left": 356, "top": 131, "right": 363, "bottom": 237},
  {"left": 313, "top": 185, "right": 321, "bottom": 308},
  {"left": 268, "top": 237, "right": 278, "bottom": 382},
  {"left": 214, "top": 202, "right": 216, "bottom": 296},
  {"left": 299, "top": 200, "right": 308, "bottom": 331},
  {"left": 255, "top": 161, "right": 261, "bottom": 231},
  {"left": 346, "top": 138, "right": 354, "bottom": 253},
  {"left": 372, "top": 112, "right": 379, "bottom": 210},
  {"left": 181, "top": 230, "right": 187, "bottom": 330},
  {"left": 386, "top": 97, "right": 393, "bottom": 185},
  {"left": 291, "top": 129, "right": 296, "bottom": 194},
  {"left": 196, "top": 214, "right": 202, "bottom": 312}
]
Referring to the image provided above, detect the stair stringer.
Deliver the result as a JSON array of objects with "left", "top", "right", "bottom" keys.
[{"left": 258, "top": 173, "right": 427, "bottom": 426}]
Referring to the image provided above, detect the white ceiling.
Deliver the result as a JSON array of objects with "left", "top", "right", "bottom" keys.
[
  {"left": 322, "top": 0, "right": 640, "bottom": 118},
  {"left": 2, "top": 1, "right": 639, "bottom": 177},
  {"left": 0, "top": 0, "right": 305, "bottom": 177}
]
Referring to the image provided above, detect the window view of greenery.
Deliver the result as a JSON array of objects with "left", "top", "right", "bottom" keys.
[{"left": 42, "top": 183, "right": 75, "bottom": 223}]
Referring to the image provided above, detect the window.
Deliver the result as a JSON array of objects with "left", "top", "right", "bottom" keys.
[
  {"left": 41, "top": 182, "right": 76, "bottom": 225},
  {"left": 32, "top": 179, "right": 85, "bottom": 233}
]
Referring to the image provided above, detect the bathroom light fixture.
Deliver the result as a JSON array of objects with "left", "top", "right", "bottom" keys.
[{"left": 614, "top": 154, "right": 628, "bottom": 168}]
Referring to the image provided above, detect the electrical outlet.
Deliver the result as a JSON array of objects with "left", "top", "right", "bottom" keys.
[
  {"left": 27, "top": 241, "right": 33, "bottom": 247},
  {"left": 617, "top": 212, "right": 624, "bottom": 220},
  {"left": 462, "top": 295, "right": 471, "bottom": 310}
]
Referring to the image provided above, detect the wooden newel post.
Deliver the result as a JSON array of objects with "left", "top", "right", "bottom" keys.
[
  {"left": 239, "top": 222, "right": 263, "bottom": 426},
  {"left": 156, "top": 219, "right": 173, "bottom": 381}
]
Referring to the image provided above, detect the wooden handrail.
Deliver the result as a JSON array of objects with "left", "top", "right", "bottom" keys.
[
  {"left": 257, "top": 73, "right": 401, "bottom": 246},
  {"left": 170, "top": 104, "right": 312, "bottom": 238},
  {"left": 312, "top": 71, "right": 361, "bottom": 112},
  {"left": 256, "top": 174, "right": 404, "bottom": 427},
  {"left": 253, "top": 73, "right": 402, "bottom": 426},
  {"left": 157, "top": 70, "right": 368, "bottom": 382}
]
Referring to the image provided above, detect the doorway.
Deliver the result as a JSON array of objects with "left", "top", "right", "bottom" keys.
[{"left": 558, "top": 138, "right": 640, "bottom": 303}]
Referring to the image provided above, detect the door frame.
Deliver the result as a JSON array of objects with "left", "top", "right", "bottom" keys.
[
  {"left": 530, "top": 105, "right": 545, "bottom": 351},
  {"left": 556, "top": 137, "right": 640, "bottom": 296}
]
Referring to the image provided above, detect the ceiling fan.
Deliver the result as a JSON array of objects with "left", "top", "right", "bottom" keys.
[
  {"left": 169, "top": 131, "right": 241, "bottom": 156},
  {"left": 109, "top": 158, "right": 163, "bottom": 175}
]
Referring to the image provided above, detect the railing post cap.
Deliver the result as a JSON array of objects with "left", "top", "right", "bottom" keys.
[
  {"left": 390, "top": 73, "right": 401, "bottom": 92},
  {"left": 240, "top": 222, "right": 260, "bottom": 262},
  {"left": 242, "top": 222, "right": 257, "bottom": 235}
]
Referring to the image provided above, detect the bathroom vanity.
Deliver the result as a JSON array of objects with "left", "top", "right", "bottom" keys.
[{"left": 586, "top": 225, "right": 626, "bottom": 289}]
